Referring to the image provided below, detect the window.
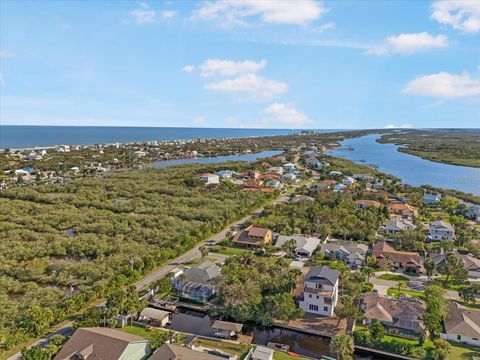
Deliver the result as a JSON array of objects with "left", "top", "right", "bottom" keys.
[
  {"left": 324, "top": 297, "right": 332, "bottom": 305},
  {"left": 309, "top": 304, "right": 319, "bottom": 312},
  {"left": 324, "top": 306, "right": 329, "bottom": 312},
  {"left": 309, "top": 294, "right": 312, "bottom": 298},
  {"left": 316, "top": 295, "right": 319, "bottom": 299},
  {"left": 457, "top": 335, "right": 462, "bottom": 340},
  {"left": 316, "top": 283, "right": 322, "bottom": 290}
]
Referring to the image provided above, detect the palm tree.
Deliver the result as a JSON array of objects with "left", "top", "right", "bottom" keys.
[{"left": 330, "top": 334, "right": 354, "bottom": 360}]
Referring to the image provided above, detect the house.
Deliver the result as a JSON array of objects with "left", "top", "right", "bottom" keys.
[
  {"left": 355, "top": 200, "right": 381, "bottom": 209},
  {"left": 441, "top": 302, "right": 480, "bottom": 347},
  {"left": 150, "top": 343, "right": 227, "bottom": 360},
  {"left": 138, "top": 308, "right": 170, "bottom": 327},
  {"left": 274, "top": 234, "right": 321, "bottom": 257},
  {"left": 328, "top": 171, "right": 343, "bottom": 177},
  {"left": 216, "top": 170, "right": 236, "bottom": 179},
  {"left": 353, "top": 173, "right": 374, "bottom": 182},
  {"left": 362, "top": 293, "right": 426, "bottom": 339},
  {"left": 333, "top": 183, "right": 346, "bottom": 192},
  {"left": 291, "top": 195, "right": 315, "bottom": 204},
  {"left": 252, "top": 346, "right": 274, "bottom": 360},
  {"left": 53, "top": 327, "right": 151, "bottom": 360},
  {"left": 306, "top": 158, "right": 322, "bottom": 169},
  {"left": 267, "top": 166, "right": 284, "bottom": 175},
  {"left": 423, "top": 193, "right": 441, "bottom": 204},
  {"left": 430, "top": 253, "right": 480, "bottom": 279},
  {"left": 259, "top": 173, "right": 279, "bottom": 181},
  {"left": 243, "top": 170, "right": 260, "bottom": 180},
  {"left": 15, "top": 167, "right": 35, "bottom": 175},
  {"left": 320, "top": 240, "right": 369, "bottom": 267},
  {"left": 198, "top": 173, "right": 220, "bottom": 185},
  {"left": 265, "top": 179, "right": 282, "bottom": 189},
  {"left": 388, "top": 203, "right": 418, "bottom": 219},
  {"left": 283, "top": 163, "right": 296, "bottom": 173},
  {"left": 384, "top": 219, "right": 415, "bottom": 235},
  {"left": 316, "top": 179, "right": 336, "bottom": 191},
  {"left": 342, "top": 176, "right": 356, "bottom": 186},
  {"left": 232, "top": 225, "right": 273, "bottom": 249},
  {"left": 280, "top": 173, "right": 297, "bottom": 183},
  {"left": 172, "top": 261, "right": 221, "bottom": 303},
  {"left": 169, "top": 313, "right": 214, "bottom": 337},
  {"left": 372, "top": 241, "right": 423, "bottom": 273},
  {"left": 298, "top": 265, "right": 339, "bottom": 317},
  {"left": 428, "top": 220, "right": 455, "bottom": 241},
  {"left": 466, "top": 205, "right": 480, "bottom": 222},
  {"left": 27, "top": 151, "right": 43, "bottom": 161},
  {"left": 133, "top": 150, "right": 147, "bottom": 158},
  {"left": 211, "top": 320, "right": 243, "bottom": 339}
]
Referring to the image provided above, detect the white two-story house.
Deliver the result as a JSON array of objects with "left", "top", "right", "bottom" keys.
[
  {"left": 298, "top": 265, "right": 339, "bottom": 317},
  {"left": 428, "top": 220, "right": 455, "bottom": 241}
]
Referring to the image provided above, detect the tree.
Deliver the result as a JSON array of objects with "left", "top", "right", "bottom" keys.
[
  {"left": 335, "top": 295, "right": 357, "bottom": 326},
  {"left": 441, "top": 253, "right": 467, "bottom": 285},
  {"left": 423, "top": 285, "right": 448, "bottom": 339},
  {"left": 458, "top": 284, "right": 480, "bottom": 304},
  {"left": 330, "top": 334, "right": 354, "bottom": 360},
  {"left": 424, "top": 258, "right": 435, "bottom": 278},
  {"left": 281, "top": 239, "right": 297, "bottom": 258},
  {"left": 377, "top": 256, "right": 394, "bottom": 272},
  {"left": 368, "top": 320, "right": 385, "bottom": 341},
  {"left": 431, "top": 339, "right": 451, "bottom": 360},
  {"left": 256, "top": 293, "right": 303, "bottom": 326},
  {"left": 199, "top": 245, "right": 209, "bottom": 260}
]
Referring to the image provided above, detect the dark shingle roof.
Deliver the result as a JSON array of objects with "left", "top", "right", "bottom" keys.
[{"left": 305, "top": 265, "right": 340, "bottom": 286}]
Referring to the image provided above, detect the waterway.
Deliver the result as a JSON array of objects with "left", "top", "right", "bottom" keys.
[
  {"left": 153, "top": 150, "right": 282, "bottom": 168},
  {"left": 329, "top": 134, "right": 480, "bottom": 196}
]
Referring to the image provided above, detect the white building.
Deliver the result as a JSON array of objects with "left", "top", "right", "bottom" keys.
[
  {"left": 280, "top": 173, "right": 297, "bottom": 183},
  {"left": 342, "top": 176, "right": 356, "bottom": 186},
  {"left": 441, "top": 302, "right": 480, "bottom": 347},
  {"left": 267, "top": 166, "right": 284, "bottom": 175},
  {"left": 428, "top": 220, "right": 455, "bottom": 241},
  {"left": 384, "top": 219, "right": 415, "bottom": 235},
  {"left": 306, "top": 158, "right": 322, "bottom": 169},
  {"left": 423, "top": 193, "right": 441, "bottom": 204},
  {"left": 274, "top": 234, "right": 321, "bottom": 258},
  {"left": 216, "top": 170, "right": 236, "bottom": 179},
  {"left": 252, "top": 346, "right": 274, "bottom": 360},
  {"left": 298, "top": 265, "right": 339, "bottom": 317},
  {"left": 198, "top": 173, "right": 220, "bottom": 185},
  {"left": 283, "top": 163, "right": 296, "bottom": 174}
]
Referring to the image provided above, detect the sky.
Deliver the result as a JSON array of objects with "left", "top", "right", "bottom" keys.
[{"left": 0, "top": 0, "right": 479, "bottom": 129}]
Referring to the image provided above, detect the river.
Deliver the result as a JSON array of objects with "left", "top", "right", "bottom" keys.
[
  {"left": 329, "top": 134, "right": 480, "bottom": 196},
  {"left": 153, "top": 150, "right": 282, "bottom": 168}
]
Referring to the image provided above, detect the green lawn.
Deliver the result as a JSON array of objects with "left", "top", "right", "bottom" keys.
[
  {"left": 194, "top": 338, "right": 251, "bottom": 357},
  {"left": 273, "top": 351, "right": 311, "bottom": 360},
  {"left": 378, "top": 274, "right": 410, "bottom": 284},
  {"left": 449, "top": 342, "right": 480, "bottom": 360},
  {"left": 431, "top": 276, "right": 468, "bottom": 291},
  {"left": 209, "top": 245, "right": 251, "bottom": 256},
  {"left": 120, "top": 325, "right": 167, "bottom": 340},
  {"left": 387, "top": 288, "right": 424, "bottom": 299}
]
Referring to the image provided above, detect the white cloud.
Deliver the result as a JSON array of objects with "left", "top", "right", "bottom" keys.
[
  {"left": 200, "top": 59, "right": 266, "bottom": 77},
  {"left": 431, "top": 0, "right": 480, "bottom": 33},
  {"left": 194, "top": 116, "right": 206, "bottom": 124},
  {"left": 193, "top": 0, "right": 327, "bottom": 27},
  {"left": 161, "top": 10, "right": 177, "bottom": 19},
  {"left": 264, "top": 103, "right": 312, "bottom": 126},
  {"left": 205, "top": 73, "right": 288, "bottom": 99},
  {"left": 384, "top": 124, "right": 414, "bottom": 129},
  {"left": 131, "top": 3, "right": 156, "bottom": 24},
  {"left": 0, "top": 50, "right": 14, "bottom": 58},
  {"left": 182, "top": 65, "right": 195, "bottom": 73},
  {"left": 367, "top": 32, "right": 449, "bottom": 55},
  {"left": 402, "top": 71, "right": 480, "bottom": 98},
  {"left": 311, "top": 22, "right": 336, "bottom": 33}
]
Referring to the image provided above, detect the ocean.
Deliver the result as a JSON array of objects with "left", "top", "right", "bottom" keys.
[{"left": 0, "top": 126, "right": 330, "bottom": 149}]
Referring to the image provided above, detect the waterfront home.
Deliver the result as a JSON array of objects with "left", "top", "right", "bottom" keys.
[
  {"left": 430, "top": 253, "right": 480, "bottom": 279},
  {"left": 243, "top": 169, "right": 260, "bottom": 179},
  {"left": 355, "top": 199, "right": 382, "bottom": 209},
  {"left": 280, "top": 172, "right": 297, "bottom": 183},
  {"left": 353, "top": 173, "right": 374, "bottom": 181},
  {"left": 267, "top": 166, "right": 284, "bottom": 175},
  {"left": 252, "top": 346, "right": 274, "bottom": 360},
  {"left": 211, "top": 320, "right": 243, "bottom": 339},
  {"left": 423, "top": 193, "right": 441, "bottom": 204},
  {"left": 172, "top": 261, "right": 221, "bottom": 303},
  {"left": 53, "top": 327, "right": 151, "bottom": 360},
  {"left": 298, "top": 265, "right": 339, "bottom": 317},
  {"left": 428, "top": 220, "right": 455, "bottom": 241},
  {"left": 362, "top": 293, "right": 426, "bottom": 339},
  {"left": 151, "top": 343, "right": 227, "bottom": 360},
  {"left": 388, "top": 203, "right": 417, "bottom": 220},
  {"left": 198, "top": 173, "right": 220, "bottom": 185},
  {"left": 27, "top": 151, "right": 43, "bottom": 161},
  {"left": 320, "top": 240, "right": 368, "bottom": 268},
  {"left": 138, "top": 307, "right": 170, "bottom": 327},
  {"left": 372, "top": 241, "right": 423, "bottom": 273},
  {"left": 342, "top": 176, "right": 356, "bottom": 186},
  {"left": 441, "top": 302, "right": 480, "bottom": 347},
  {"left": 384, "top": 218, "right": 415, "bottom": 235},
  {"left": 232, "top": 225, "right": 272, "bottom": 249},
  {"left": 274, "top": 234, "right": 321, "bottom": 258},
  {"left": 169, "top": 313, "right": 214, "bottom": 337}
]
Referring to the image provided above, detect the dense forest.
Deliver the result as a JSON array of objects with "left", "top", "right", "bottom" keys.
[
  {"left": 378, "top": 129, "right": 480, "bottom": 168},
  {"left": 0, "top": 161, "right": 274, "bottom": 352}
]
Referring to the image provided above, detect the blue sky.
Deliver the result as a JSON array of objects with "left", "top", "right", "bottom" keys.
[{"left": 1, "top": 0, "right": 479, "bottom": 129}]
